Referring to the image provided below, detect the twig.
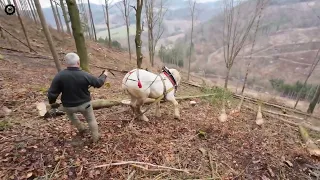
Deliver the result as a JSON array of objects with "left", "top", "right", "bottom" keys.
[
  {"left": 48, "top": 149, "right": 66, "bottom": 180},
  {"left": 208, "top": 152, "right": 215, "bottom": 179},
  {"left": 93, "top": 161, "right": 191, "bottom": 173},
  {"left": 131, "top": 164, "right": 164, "bottom": 172},
  {"left": 127, "top": 170, "right": 136, "bottom": 180}
]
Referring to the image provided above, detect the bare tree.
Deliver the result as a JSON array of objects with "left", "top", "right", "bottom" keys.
[
  {"left": 145, "top": 0, "right": 167, "bottom": 67},
  {"left": 78, "top": 0, "right": 92, "bottom": 39},
  {"left": 27, "top": 0, "right": 37, "bottom": 23},
  {"left": 60, "top": 0, "right": 72, "bottom": 35},
  {"left": 66, "top": 0, "right": 90, "bottom": 71},
  {"left": 12, "top": 0, "right": 32, "bottom": 52},
  {"left": 31, "top": 0, "right": 40, "bottom": 22},
  {"left": 133, "top": 0, "right": 143, "bottom": 68},
  {"left": 34, "top": 0, "right": 61, "bottom": 72},
  {"left": 307, "top": 84, "right": 320, "bottom": 114},
  {"left": 50, "top": 0, "right": 61, "bottom": 32},
  {"left": 87, "top": 0, "right": 97, "bottom": 41},
  {"left": 117, "top": 0, "right": 132, "bottom": 61},
  {"left": 222, "top": 0, "right": 265, "bottom": 89},
  {"left": 240, "top": 0, "right": 267, "bottom": 94},
  {"left": 294, "top": 48, "right": 320, "bottom": 108},
  {"left": 103, "top": 0, "right": 113, "bottom": 47},
  {"left": 187, "top": 0, "right": 197, "bottom": 81},
  {"left": 55, "top": 1, "right": 64, "bottom": 33}
]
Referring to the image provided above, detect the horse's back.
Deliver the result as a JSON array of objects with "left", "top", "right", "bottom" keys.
[{"left": 121, "top": 69, "right": 158, "bottom": 98}]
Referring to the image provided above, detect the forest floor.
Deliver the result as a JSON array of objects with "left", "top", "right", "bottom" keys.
[
  {"left": 1, "top": 12, "right": 320, "bottom": 180},
  {"left": 1, "top": 48, "right": 320, "bottom": 180}
]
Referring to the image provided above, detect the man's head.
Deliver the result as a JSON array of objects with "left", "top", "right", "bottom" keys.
[{"left": 65, "top": 52, "right": 80, "bottom": 67}]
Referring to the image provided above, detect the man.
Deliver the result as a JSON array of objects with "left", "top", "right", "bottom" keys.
[{"left": 47, "top": 52, "right": 108, "bottom": 143}]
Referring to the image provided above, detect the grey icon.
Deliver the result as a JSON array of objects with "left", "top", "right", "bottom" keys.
[{"left": 5, "top": 4, "right": 15, "bottom": 15}]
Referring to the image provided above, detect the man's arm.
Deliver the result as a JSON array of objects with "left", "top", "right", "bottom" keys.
[
  {"left": 47, "top": 75, "right": 62, "bottom": 104},
  {"left": 86, "top": 72, "right": 107, "bottom": 88}
]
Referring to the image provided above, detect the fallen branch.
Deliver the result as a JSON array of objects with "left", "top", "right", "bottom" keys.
[
  {"left": 89, "top": 64, "right": 129, "bottom": 74},
  {"left": 243, "top": 105, "right": 320, "bottom": 132},
  {"left": 0, "top": 26, "right": 36, "bottom": 52},
  {"left": 299, "top": 126, "right": 320, "bottom": 157},
  {"left": 263, "top": 109, "right": 304, "bottom": 121},
  {"left": 93, "top": 161, "right": 191, "bottom": 174},
  {"left": 233, "top": 94, "right": 320, "bottom": 120}
]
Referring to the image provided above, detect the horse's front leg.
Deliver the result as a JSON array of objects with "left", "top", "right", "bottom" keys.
[
  {"left": 136, "top": 99, "right": 149, "bottom": 122},
  {"left": 167, "top": 94, "right": 180, "bottom": 120},
  {"left": 155, "top": 101, "right": 161, "bottom": 117}
]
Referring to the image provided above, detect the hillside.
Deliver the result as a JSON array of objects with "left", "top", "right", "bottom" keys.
[
  {"left": 1, "top": 4, "right": 320, "bottom": 180},
  {"left": 43, "top": 0, "right": 222, "bottom": 52},
  {"left": 181, "top": 0, "right": 320, "bottom": 90}
]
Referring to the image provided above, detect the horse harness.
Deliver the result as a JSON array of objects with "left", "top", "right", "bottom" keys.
[{"left": 124, "top": 67, "right": 178, "bottom": 100}]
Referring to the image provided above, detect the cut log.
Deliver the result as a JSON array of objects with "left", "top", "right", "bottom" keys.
[
  {"left": 36, "top": 94, "right": 216, "bottom": 117},
  {"left": 299, "top": 126, "right": 320, "bottom": 157},
  {"left": 256, "top": 105, "right": 264, "bottom": 126}
]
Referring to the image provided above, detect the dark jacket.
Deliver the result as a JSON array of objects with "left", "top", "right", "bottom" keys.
[{"left": 47, "top": 67, "right": 107, "bottom": 107}]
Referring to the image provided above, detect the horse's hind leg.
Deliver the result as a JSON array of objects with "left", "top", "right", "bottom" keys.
[
  {"left": 136, "top": 98, "right": 149, "bottom": 122},
  {"left": 130, "top": 96, "right": 137, "bottom": 116}
]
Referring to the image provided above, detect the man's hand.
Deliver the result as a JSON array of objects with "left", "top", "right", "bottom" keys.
[{"left": 103, "top": 70, "right": 109, "bottom": 77}]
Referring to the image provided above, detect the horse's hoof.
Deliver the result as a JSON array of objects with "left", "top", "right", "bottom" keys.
[
  {"left": 174, "top": 115, "right": 181, "bottom": 120},
  {"left": 141, "top": 115, "right": 149, "bottom": 122}
]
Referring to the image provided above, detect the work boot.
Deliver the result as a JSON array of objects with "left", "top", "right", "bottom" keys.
[{"left": 92, "top": 132, "right": 101, "bottom": 143}]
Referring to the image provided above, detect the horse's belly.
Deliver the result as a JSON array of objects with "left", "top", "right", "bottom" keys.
[{"left": 149, "top": 91, "right": 162, "bottom": 99}]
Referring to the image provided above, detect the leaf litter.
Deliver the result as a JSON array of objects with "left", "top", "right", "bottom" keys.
[{"left": 0, "top": 29, "right": 319, "bottom": 180}]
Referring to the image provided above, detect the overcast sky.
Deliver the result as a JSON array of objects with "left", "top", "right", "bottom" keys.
[{"left": 40, "top": 0, "right": 219, "bottom": 8}]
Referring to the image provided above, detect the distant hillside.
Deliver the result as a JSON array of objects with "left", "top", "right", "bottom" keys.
[
  {"left": 177, "top": 0, "right": 320, "bottom": 90},
  {"left": 43, "top": 0, "right": 222, "bottom": 43}
]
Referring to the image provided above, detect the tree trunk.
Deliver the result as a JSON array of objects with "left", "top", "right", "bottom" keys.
[
  {"left": 187, "top": 1, "right": 196, "bottom": 81},
  {"left": 224, "top": 67, "right": 231, "bottom": 89},
  {"left": 105, "top": 1, "right": 112, "bottom": 47},
  {"left": 87, "top": 0, "right": 97, "bottom": 41},
  {"left": 126, "top": 17, "right": 132, "bottom": 61},
  {"left": 50, "top": 0, "right": 61, "bottom": 32},
  {"left": 60, "top": 0, "right": 72, "bottom": 35},
  {"left": 34, "top": 0, "right": 61, "bottom": 72},
  {"left": 12, "top": 0, "right": 32, "bottom": 52},
  {"left": 307, "top": 84, "right": 320, "bottom": 114},
  {"left": 299, "top": 126, "right": 320, "bottom": 157},
  {"left": 135, "top": 0, "right": 143, "bottom": 68},
  {"left": 294, "top": 48, "right": 320, "bottom": 109},
  {"left": 23, "top": 0, "right": 32, "bottom": 20},
  {"left": 55, "top": 2, "right": 64, "bottom": 33},
  {"left": 241, "top": 62, "right": 250, "bottom": 95},
  {"left": 31, "top": 0, "right": 40, "bottom": 22},
  {"left": 27, "top": 0, "right": 37, "bottom": 23},
  {"left": 66, "top": 0, "right": 89, "bottom": 71}
]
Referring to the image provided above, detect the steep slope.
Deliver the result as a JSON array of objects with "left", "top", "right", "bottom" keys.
[{"left": 181, "top": 0, "right": 320, "bottom": 88}]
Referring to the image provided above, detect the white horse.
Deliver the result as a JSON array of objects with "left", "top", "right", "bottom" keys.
[{"left": 121, "top": 67, "right": 181, "bottom": 122}]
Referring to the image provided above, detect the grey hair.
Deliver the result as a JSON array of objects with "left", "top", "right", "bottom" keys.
[{"left": 65, "top": 52, "right": 80, "bottom": 66}]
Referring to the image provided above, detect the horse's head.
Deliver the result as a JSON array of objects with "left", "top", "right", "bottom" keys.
[{"left": 168, "top": 68, "right": 181, "bottom": 86}]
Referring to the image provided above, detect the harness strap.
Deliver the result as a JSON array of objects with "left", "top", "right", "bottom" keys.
[{"left": 159, "top": 74, "right": 167, "bottom": 101}]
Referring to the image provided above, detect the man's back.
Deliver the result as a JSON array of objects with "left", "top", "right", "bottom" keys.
[{"left": 48, "top": 67, "right": 106, "bottom": 107}]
